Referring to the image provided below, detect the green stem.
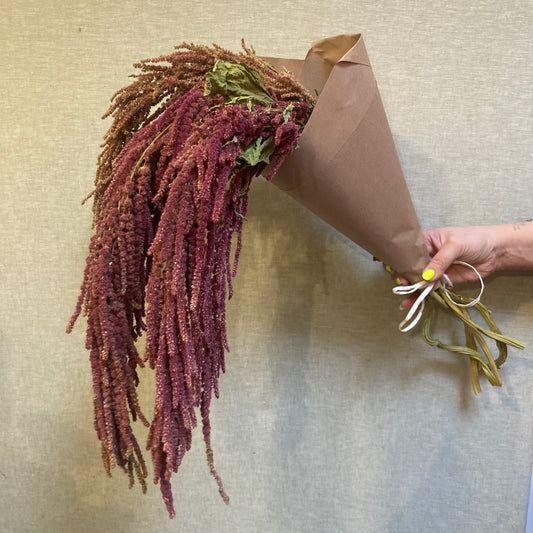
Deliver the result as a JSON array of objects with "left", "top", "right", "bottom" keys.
[{"left": 421, "top": 288, "right": 525, "bottom": 392}]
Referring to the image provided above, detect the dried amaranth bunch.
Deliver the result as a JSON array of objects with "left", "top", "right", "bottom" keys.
[{"left": 68, "top": 41, "right": 314, "bottom": 518}]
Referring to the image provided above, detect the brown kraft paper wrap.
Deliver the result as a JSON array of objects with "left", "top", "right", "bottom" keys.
[{"left": 265, "top": 34, "right": 428, "bottom": 282}]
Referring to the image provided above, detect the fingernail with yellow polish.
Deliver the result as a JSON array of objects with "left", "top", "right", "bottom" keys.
[
  {"left": 396, "top": 277, "right": 402, "bottom": 285},
  {"left": 422, "top": 269, "right": 435, "bottom": 281},
  {"left": 385, "top": 265, "right": 392, "bottom": 272}
]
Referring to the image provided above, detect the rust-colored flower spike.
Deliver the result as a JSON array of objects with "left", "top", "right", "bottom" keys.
[{"left": 68, "top": 42, "right": 314, "bottom": 518}]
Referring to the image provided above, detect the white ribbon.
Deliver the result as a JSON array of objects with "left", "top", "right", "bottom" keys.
[{"left": 392, "top": 261, "right": 485, "bottom": 332}]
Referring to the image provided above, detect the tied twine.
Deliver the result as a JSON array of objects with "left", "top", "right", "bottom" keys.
[
  {"left": 393, "top": 261, "right": 484, "bottom": 332},
  {"left": 391, "top": 261, "right": 525, "bottom": 394}
]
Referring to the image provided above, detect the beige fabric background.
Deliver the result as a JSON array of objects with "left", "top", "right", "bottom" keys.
[{"left": 1, "top": 1, "right": 532, "bottom": 532}]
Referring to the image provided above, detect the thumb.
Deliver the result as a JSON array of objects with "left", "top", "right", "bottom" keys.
[{"left": 422, "top": 240, "right": 461, "bottom": 282}]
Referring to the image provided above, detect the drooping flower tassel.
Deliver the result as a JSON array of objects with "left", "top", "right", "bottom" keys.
[{"left": 68, "top": 42, "right": 314, "bottom": 517}]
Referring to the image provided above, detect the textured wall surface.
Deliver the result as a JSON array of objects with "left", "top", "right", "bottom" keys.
[{"left": 1, "top": 1, "right": 532, "bottom": 532}]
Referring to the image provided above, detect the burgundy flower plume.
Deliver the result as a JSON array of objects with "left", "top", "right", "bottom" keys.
[{"left": 67, "top": 42, "right": 314, "bottom": 517}]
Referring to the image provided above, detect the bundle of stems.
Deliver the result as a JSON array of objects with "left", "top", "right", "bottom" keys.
[{"left": 424, "top": 288, "right": 525, "bottom": 394}]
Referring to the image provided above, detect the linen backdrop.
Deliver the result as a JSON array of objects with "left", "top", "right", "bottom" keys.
[{"left": 1, "top": 1, "right": 532, "bottom": 532}]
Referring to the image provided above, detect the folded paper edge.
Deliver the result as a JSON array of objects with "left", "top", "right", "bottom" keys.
[{"left": 263, "top": 33, "right": 369, "bottom": 97}]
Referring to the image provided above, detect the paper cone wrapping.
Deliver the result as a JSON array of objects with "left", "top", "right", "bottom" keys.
[{"left": 265, "top": 34, "right": 428, "bottom": 281}]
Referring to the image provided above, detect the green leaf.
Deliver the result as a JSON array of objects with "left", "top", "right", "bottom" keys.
[
  {"left": 239, "top": 136, "right": 276, "bottom": 167},
  {"left": 222, "top": 135, "right": 239, "bottom": 148},
  {"left": 204, "top": 61, "right": 274, "bottom": 106},
  {"left": 282, "top": 103, "right": 294, "bottom": 124}
]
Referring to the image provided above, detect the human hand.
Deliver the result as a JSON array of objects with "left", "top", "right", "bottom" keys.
[
  {"left": 385, "top": 221, "right": 533, "bottom": 307},
  {"left": 420, "top": 226, "right": 501, "bottom": 285},
  {"left": 391, "top": 225, "right": 501, "bottom": 309}
]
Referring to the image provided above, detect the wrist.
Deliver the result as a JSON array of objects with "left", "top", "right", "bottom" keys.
[{"left": 493, "top": 221, "right": 533, "bottom": 271}]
